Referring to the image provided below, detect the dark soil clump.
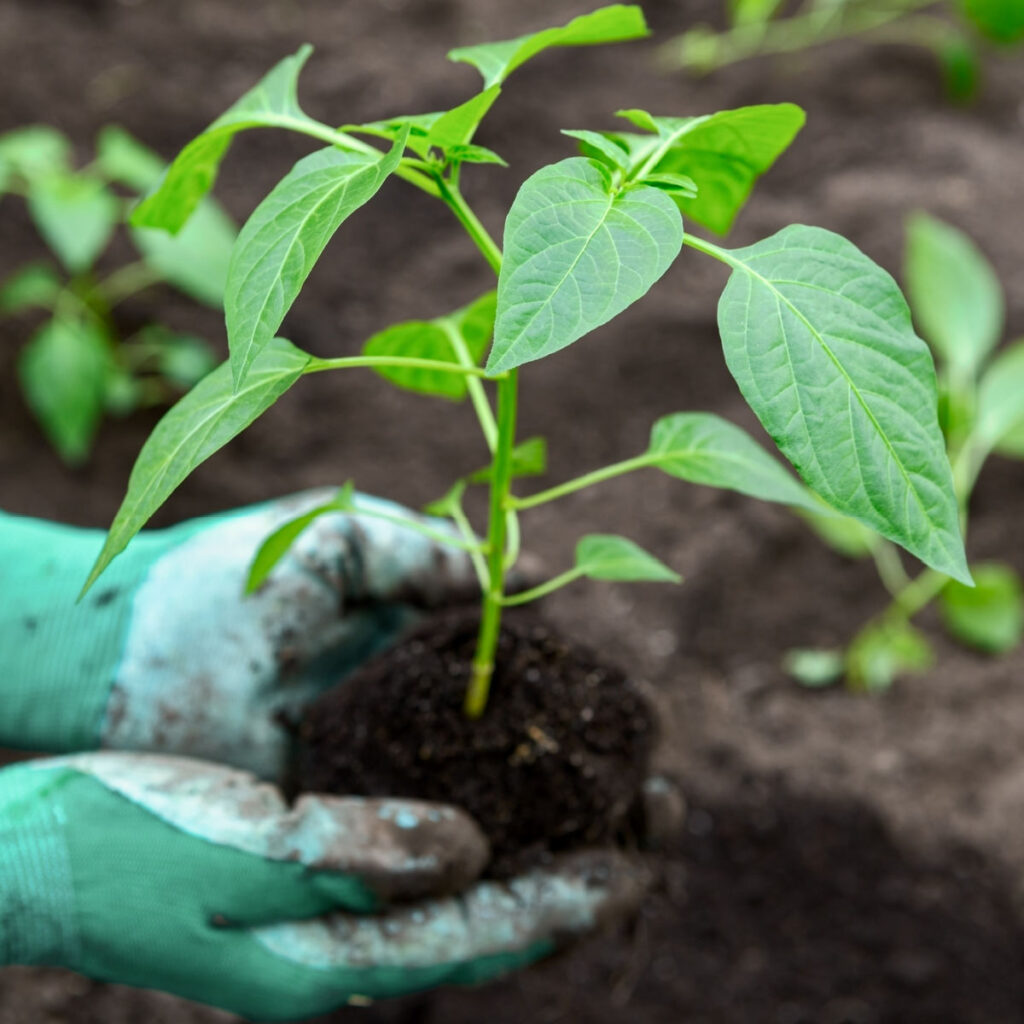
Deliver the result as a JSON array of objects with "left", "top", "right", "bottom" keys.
[{"left": 293, "top": 611, "right": 656, "bottom": 876}]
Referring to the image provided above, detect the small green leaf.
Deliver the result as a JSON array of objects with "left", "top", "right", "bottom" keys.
[
  {"left": 423, "top": 480, "right": 467, "bottom": 518},
  {"left": 444, "top": 144, "right": 508, "bottom": 167},
  {"left": 938, "top": 32, "right": 980, "bottom": 102},
  {"left": 133, "top": 198, "right": 237, "bottom": 308},
  {"left": 973, "top": 341, "right": 1024, "bottom": 454},
  {"left": 131, "top": 46, "right": 322, "bottom": 233},
  {"left": 227, "top": 134, "right": 406, "bottom": 387},
  {"left": 427, "top": 86, "right": 502, "bottom": 150},
  {"left": 470, "top": 436, "right": 547, "bottom": 483},
  {"left": 905, "top": 212, "right": 1003, "bottom": 378},
  {"left": 449, "top": 5, "right": 649, "bottom": 87},
  {"left": 940, "top": 563, "right": 1023, "bottom": 654},
  {"left": 96, "top": 126, "right": 165, "bottom": 191},
  {"left": 83, "top": 336, "right": 311, "bottom": 593},
  {"left": 27, "top": 175, "right": 119, "bottom": 274},
  {"left": 0, "top": 126, "right": 71, "bottom": 180},
  {"left": 0, "top": 263, "right": 63, "bottom": 313},
  {"left": 246, "top": 483, "right": 355, "bottom": 593},
  {"left": 641, "top": 172, "right": 699, "bottom": 199},
  {"left": 488, "top": 157, "right": 682, "bottom": 374},
  {"left": 147, "top": 329, "right": 218, "bottom": 389},
  {"left": 18, "top": 317, "right": 112, "bottom": 465},
  {"left": 960, "top": 0, "right": 1024, "bottom": 43},
  {"left": 645, "top": 412, "right": 821, "bottom": 511},
  {"left": 575, "top": 534, "right": 681, "bottom": 583},
  {"left": 847, "top": 619, "right": 933, "bottom": 692},
  {"left": 562, "top": 129, "right": 632, "bottom": 171},
  {"left": 617, "top": 104, "right": 805, "bottom": 234},
  {"left": 714, "top": 225, "right": 969, "bottom": 584},
  {"left": 784, "top": 648, "right": 845, "bottom": 688}
]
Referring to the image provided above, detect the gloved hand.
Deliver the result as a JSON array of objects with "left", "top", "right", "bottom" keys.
[
  {"left": 0, "top": 491, "right": 477, "bottom": 776},
  {"left": 0, "top": 753, "right": 643, "bottom": 1021}
]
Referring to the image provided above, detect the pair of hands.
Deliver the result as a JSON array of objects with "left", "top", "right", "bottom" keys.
[{"left": 0, "top": 492, "right": 653, "bottom": 1020}]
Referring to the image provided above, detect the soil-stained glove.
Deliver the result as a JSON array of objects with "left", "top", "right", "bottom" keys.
[
  {"left": 0, "top": 754, "right": 644, "bottom": 1021},
  {"left": 0, "top": 492, "right": 476, "bottom": 776}
]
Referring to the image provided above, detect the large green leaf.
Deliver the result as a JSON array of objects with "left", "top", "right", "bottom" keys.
[
  {"left": 905, "top": 212, "right": 1003, "bottom": 378},
  {"left": 617, "top": 104, "right": 805, "bottom": 234},
  {"left": 488, "top": 157, "right": 682, "bottom": 374},
  {"left": 712, "top": 224, "right": 969, "bottom": 584},
  {"left": 363, "top": 292, "right": 495, "bottom": 400},
  {"left": 575, "top": 534, "right": 681, "bottom": 583},
  {"left": 975, "top": 340, "right": 1024, "bottom": 455},
  {"left": 940, "top": 562, "right": 1023, "bottom": 654},
  {"left": 83, "top": 337, "right": 311, "bottom": 593},
  {"left": 226, "top": 135, "right": 405, "bottom": 387},
  {"left": 27, "top": 174, "right": 119, "bottom": 273},
  {"left": 645, "top": 412, "right": 821, "bottom": 511},
  {"left": 133, "top": 199, "right": 237, "bottom": 308},
  {"left": 449, "top": 6, "right": 649, "bottom": 87},
  {"left": 18, "top": 317, "right": 112, "bottom": 465},
  {"left": 961, "top": 0, "right": 1024, "bottom": 42},
  {"left": 131, "top": 46, "right": 322, "bottom": 233}
]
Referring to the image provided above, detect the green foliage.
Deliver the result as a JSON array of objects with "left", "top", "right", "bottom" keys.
[
  {"left": 0, "top": 263, "right": 63, "bottom": 313},
  {"left": 470, "top": 437, "right": 547, "bottom": 483},
  {"left": 575, "top": 534, "right": 681, "bottom": 583},
  {"left": 976, "top": 341, "right": 1024, "bottom": 455},
  {"left": 26, "top": 174, "right": 119, "bottom": 274},
  {"left": 847, "top": 619, "right": 934, "bottom": 692},
  {"left": 488, "top": 157, "right": 682, "bottom": 373},
  {"left": 784, "top": 648, "right": 845, "bottom": 687},
  {"left": 961, "top": 0, "right": 1024, "bottom": 42},
  {"left": 940, "top": 563, "right": 1023, "bottom": 653}
]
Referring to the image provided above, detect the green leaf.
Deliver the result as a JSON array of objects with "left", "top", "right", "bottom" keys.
[
  {"left": 0, "top": 126, "right": 71, "bottom": 181},
  {"left": 960, "top": 0, "right": 1024, "bottom": 43},
  {"left": 423, "top": 480, "right": 467, "bottom": 518},
  {"left": 562, "top": 129, "right": 632, "bottom": 171},
  {"left": 444, "top": 144, "right": 508, "bottom": 167},
  {"left": 618, "top": 104, "right": 805, "bottom": 234},
  {"left": 975, "top": 341, "right": 1024, "bottom": 454},
  {"left": 449, "top": 6, "right": 649, "bottom": 87},
  {"left": 713, "top": 225, "right": 969, "bottom": 584},
  {"left": 940, "top": 563, "right": 1023, "bottom": 654},
  {"left": 0, "top": 263, "right": 63, "bottom": 313},
  {"left": 645, "top": 412, "right": 821, "bottom": 511},
  {"left": 796, "top": 507, "right": 877, "bottom": 558},
  {"left": 133, "top": 198, "right": 237, "bottom": 308},
  {"left": 246, "top": 483, "right": 355, "bottom": 593},
  {"left": 82, "top": 336, "right": 311, "bottom": 593},
  {"left": 784, "top": 648, "right": 845, "bottom": 688},
  {"left": 938, "top": 32, "right": 980, "bottom": 102},
  {"left": 18, "top": 317, "right": 112, "bottom": 465},
  {"left": 96, "top": 126, "right": 165, "bottom": 191},
  {"left": 575, "top": 534, "right": 681, "bottom": 583},
  {"left": 27, "top": 175, "right": 119, "bottom": 274},
  {"left": 143, "top": 328, "right": 218, "bottom": 389},
  {"left": 847, "top": 619, "right": 933, "bottom": 692},
  {"left": 226, "top": 134, "right": 406, "bottom": 387},
  {"left": 905, "top": 212, "right": 1003, "bottom": 378},
  {"left": 427, "top": 86, "right": 502, "bottom": 149},
  {"left": 488, "top": 157, "right": 682, "bottom": 374},
  {"left": 641, "top": 172, "right": 699, "bottom": 199},
  {"left": 470, "top": 436, "right": 547, "bottom": 482},
  {"left": 131, "top": 46, "right": 322, "bottom": 233}
]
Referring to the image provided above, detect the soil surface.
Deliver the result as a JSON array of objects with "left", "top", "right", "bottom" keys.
[
  {"left": 293, "top": 612, "right": 656, "bottom": 877},
  {"left": 2, "top": 0, "right": 1024, "bottom": 1022}
]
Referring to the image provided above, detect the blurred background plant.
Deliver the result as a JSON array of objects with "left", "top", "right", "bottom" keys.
[
  {"left": 661, "top": 0, "right": 1024, "bottom": 101},
  {"left": 0, "top": 124, "right": 235, "bottom": 465},
  {"left": 787, "top": 211, "right": 1024, "bottom": 690}
]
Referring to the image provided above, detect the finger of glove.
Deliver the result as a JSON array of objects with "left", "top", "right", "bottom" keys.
[{"left": 55, "top": 754, "right": 488, "bottom": 915}]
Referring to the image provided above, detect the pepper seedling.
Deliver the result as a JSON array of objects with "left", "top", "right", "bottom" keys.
[
  {"left": 788, "top": 211, "right": 1023, "bottom": 690},
  {"left": 82, "top": 6, "right": 970, "bottom": 717},
  {"left": 0, "top": 125, "right": 236, "bottom": 463}
]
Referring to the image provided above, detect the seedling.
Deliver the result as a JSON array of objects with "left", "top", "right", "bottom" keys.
[
  {"left": 83, "top": 6, "right": 971, "bottom": 717},
  {"left": 662, "top": 0, "right": 1024, "bottom": 101},
  {"left": 788, "top": 212, "right": 1024, "bottom": 690},
  {"left": 0, "top": 125, "right": 236, "bottom": 463}
]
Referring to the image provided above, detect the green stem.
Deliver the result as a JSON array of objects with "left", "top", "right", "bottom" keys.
[
  {"left": 305, "top": 355, "right": 497, "bottom": 378},
  {"left": 683, "top": 233, "right": 740, "bottom": 268},
  {"left": 434, "top": 177, "right": 503, "bottom": 276},
  {"left": 501, "top": 567, "right": 586, "bottom": 607},
  {"left": 439, "top": 318, "right": 498, "bottom": 451},
  {"left": 510, "top": 454, "right": 654, "bottom": 510},
  {"left": 347, "top": 503, "right": 485, "bottom": 554},
  {"left": 869, "top": 538, "right": 911, "bottom": 596},
  {"left": 98, "top": 261, "right": 164, "bottom": 306},
  {"left": 465, "top": 370, "right": 518, "bottom": 718},
  {"left": 887, "top": 567, "right": 947, "bottom": 621},
  {"left": 448, "top": 497, "right": 490, "bottom": 591}
]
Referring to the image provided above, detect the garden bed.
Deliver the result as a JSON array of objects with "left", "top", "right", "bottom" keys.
[{"left": 2, "top": 0, "right": 1024, "bottom": 1021}]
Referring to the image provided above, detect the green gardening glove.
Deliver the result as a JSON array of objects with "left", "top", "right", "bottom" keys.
[
  {"left": 0, "top": 753, "right": 644, "bottom": 1020},
  {"left": 0, "top": 490, "right": 478, "bottom": 776}
]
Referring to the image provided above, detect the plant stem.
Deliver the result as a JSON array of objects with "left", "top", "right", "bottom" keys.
[
  {"left": 511, "top": 454, "right": 655, "bottom": 510},
  {"left": 887, "top": 567, "right": 947, "bottom": 621},
  {"left": 439, "top": 318, "right": 498, "bottom": 451},
  {"left": 305, "top": 355, "right": 496, "bottom": 377},
  {"left": 501, "top": 566, "right": 586, "bottom": 606},
  {"left": 464, "top": 369, "right": 518, "bottom": 718},
  {"left": 448, "top": 497, "right": 491, "bottom": 591},
  {"left": 346, "top": 502, "right": 485, "bottom": 554},
  {"left": 434, "top": 177, "right": 503, "bottom": 276},
  {"left": 869, "top": 538, "right": 911, "bottom": 596}
]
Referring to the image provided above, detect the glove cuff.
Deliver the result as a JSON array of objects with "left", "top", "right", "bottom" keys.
[{"left": 0, "top": 763, "right": 80, "bottom": 966}]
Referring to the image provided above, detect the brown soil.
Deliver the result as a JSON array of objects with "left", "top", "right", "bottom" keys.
[
  {"left": 293, "top": 612, "right": 656, "bottom": 877},
  {"left": 2, "top": 0, "right": 1024, "bottom": 1022}
]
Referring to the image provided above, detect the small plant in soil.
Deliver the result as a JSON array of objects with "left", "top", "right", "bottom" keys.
[
  {"left": 0, "top": 125, "right": 236, "bottom": 464},
  {"left": 82, "top": 7, "right": 972, "bottom": 864},
  {"left": 787, "top": 212, "right": 1024, "bottom": 691},
  {"left": 662, "top": 0, "right": 1024, "bottom": 101}
]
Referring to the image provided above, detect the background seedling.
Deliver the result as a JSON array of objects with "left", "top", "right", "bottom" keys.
[
  {"left": 0, "top": 124, "right": 236, "bottom": 463},
  {"left": 81, "top": 6, "right": 971, "bottom": 717},
  {"left": 789, "top": 212, "right": 1024, "bottom": 690}
]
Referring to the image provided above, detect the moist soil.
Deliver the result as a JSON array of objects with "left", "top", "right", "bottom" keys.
[
  {"left": 3, "top": 1, "right": 1024, "bottom": 1022},
  {"left": 292, "top": 612, "right": 656, "bottom": 878}
]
